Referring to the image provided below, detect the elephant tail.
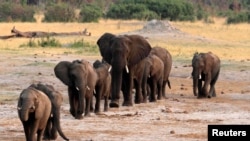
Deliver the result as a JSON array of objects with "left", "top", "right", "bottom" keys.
[
  {"left": 54, "top": 109, "right": 69, "bottom": 141},
  {"left": 167, "top": 79, "right": 171, "bottom": 89}
]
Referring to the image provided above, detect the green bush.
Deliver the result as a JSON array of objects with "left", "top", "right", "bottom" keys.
[
  {"left": 79, "top": 4, "right": 102, "bottom": 22},
  {"left": 43, "top": 4, "right": 75, "bottom": 22},
  {"left": 67, "top": 39, "right": 98, "bottom": 54},
  {"left": 106, "top": 0, "right": 195, "bottom": 21},
  {"left": 38, "top": 36, "right": 61, "bottom": 47},
  {"left": 0, "top": 2, "right": 35, "bottom": 22},
  {"left": 227, "top": 12, "right": 249, "bottom": 24}
]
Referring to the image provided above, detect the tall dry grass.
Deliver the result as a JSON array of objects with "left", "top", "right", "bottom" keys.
[{"left": 0, "top": 18, "right": 249, "bottom": 61}]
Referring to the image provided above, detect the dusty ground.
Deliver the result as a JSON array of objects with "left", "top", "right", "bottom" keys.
[{"left": 0, "top": 21, "right": 250, "bottom": 141}]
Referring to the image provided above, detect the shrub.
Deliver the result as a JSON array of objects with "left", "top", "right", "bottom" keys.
[
  {"left": 79, "top": 4, "right": 102, "bottom": 22},
  {"left": 0, "top": 2, "right": 35, "bottom": 22},
  {"left": 106, "top": 0, "right": 195, "bottom": 21},
  {"left": 69, "top": 39, "right": 99, "bottom": 54},
  {"left": 227, "top": 12, "right": 249, "bottom": 24},
  {"left": 43, "top": 4, "right": 75, "bottom": 22},
  {"left": 38, "top": 36, "right": 61, "bottom": 47}
]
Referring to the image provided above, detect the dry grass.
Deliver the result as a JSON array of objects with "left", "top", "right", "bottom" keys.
[{"left": 0, "top": 18, "right": 249, "bottom": 61}]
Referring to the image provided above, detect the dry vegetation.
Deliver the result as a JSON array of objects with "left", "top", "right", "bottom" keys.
[
  {"left": 1, "top": 18, "right": 249, "bottom": 60},
  {"left": 0, "top": 18, "right": 250, "bottom": 141}
]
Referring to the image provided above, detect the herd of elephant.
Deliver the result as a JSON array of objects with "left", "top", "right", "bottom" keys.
[{"left": 16, "top": 32, "right": 221, "bottom": 141}]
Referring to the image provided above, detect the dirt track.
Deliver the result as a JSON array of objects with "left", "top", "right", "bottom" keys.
[{"left": 0, "top": 21, "right": 250, "bottom": 141}]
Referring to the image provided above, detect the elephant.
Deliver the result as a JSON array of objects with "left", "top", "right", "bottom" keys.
[
  {"left": 132, "top": 54, "right": 164, "bottom": 103},
  {"left": 191, "top": 52, "right": 221, "bottom": 98},
  {"left": 17, "top": 86, "right": 52, "bottom": 141},
  {"left": 54, "top": 59, "right": 98, "bottom": 119},
  {"left": 29, "top": 83, "right": 69, "bottom": 141},
  {"left": 93, "top": 59, "right": 111, "bottom": 113},
  {"left": 149, "top": 46, "right": 172, "bottom": 98},
  {"left": 97, "top": 33, "right": 152, "bottom": 107}
]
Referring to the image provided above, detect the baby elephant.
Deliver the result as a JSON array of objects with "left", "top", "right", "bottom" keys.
[
  {"left": 17, "top": 86, "right": 52, "bottom": 141},
  {"left": 29, "top": 83, "right": 69, "bottom": 141},
  {"left": 93, "top": 60, "right": 111, "bottom": 113}
]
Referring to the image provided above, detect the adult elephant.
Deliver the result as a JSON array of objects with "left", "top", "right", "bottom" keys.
[
  {"left": 54, "top": 59, "right": 98, "bottom": 119},
  {"left": 191, "top": 52, "right": 220, "bottom": 98},
  {"left": 93, "top": 59, "right": 111, "bottom": 113},
  {"left": 17, "top": 86, "right": 52, "bottom": 141},
  {"left": 29, "top": 83, "right": 69, "bottom": 141},
  {"left": 149, "top": 46, "right": 172, "bottom": 98},
  {"left": 97, "top": 33, "right": 152, "bottom": 107}
]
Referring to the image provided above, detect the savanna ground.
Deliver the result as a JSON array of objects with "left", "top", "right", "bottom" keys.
[{"left": 0, "top": 18, "right": 250, "bottom": 141}]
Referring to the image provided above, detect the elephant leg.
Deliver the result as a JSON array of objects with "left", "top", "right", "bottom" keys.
[
  {"left": 142, "top": 81, "right": 148, "bottom": 103},
  {"left": 122, "top": 72, "right": 133, "bottom": 106},
  {"left": 104, "top": 96, "right": 109, "bottom": 112},
  {"left": 134, "top": 80, "right": 143, "bottom": 104},
  {"left": 157, "top": 80, "right": 163, "bottom": 100},
  {"left": 43, "top": 119, "right": 52, "bottom": 140},
  {"left": 37, "top": 129, "right": 45, "bottom": 141},
  {"left": 161, "top": 80, "right": 167, "bottom": 98},
  {"left": 94, "top": 87, "right": 101, "bottom": 113},
  {"left": 50, "top": 121, "right": 58, "bottom": 140},
  {"left": 209, "top": 80, "right": 217, "bottom": 97},
  {"left": 210, "top": 72, "right": 219, "bottom": 97},
  {"left": 148, "top": 78, "right": 156, "bottom": 102},
  {"left": 203, "top": 74, "right": 212, "bottom": 98},
  {"left": 30, "top": 121, "right": 39, "bottom": 141},
  {"left": 84, "top": 97, "right": 91, "bottom": 117}
]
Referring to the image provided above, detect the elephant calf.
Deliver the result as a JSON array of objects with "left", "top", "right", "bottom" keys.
[
  {"left": 192, "top": 52, "right": 221, "bottom": 98},
  {"left": 93, "top": 60, "right": 111, "bottom": 113},
  {"left": 17, "top": 86, "right": 52, "bottom": 141},
  {"left": 29, "top": 83, "right": 69, "bottom": 141}
]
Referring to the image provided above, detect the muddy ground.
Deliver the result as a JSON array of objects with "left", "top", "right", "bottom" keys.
[{"left": 0, "top": 22, "right": 250, "bottom": 141}]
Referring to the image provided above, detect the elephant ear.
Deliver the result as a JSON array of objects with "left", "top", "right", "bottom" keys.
[
  {"left": 126, "top": 34, "right": 152, "bottom": 66},
  {"left": 96, "top": 33, "right": 116, "bottom": 64},
  {"left": 54, "top": 61, "right": 74, "bottom": 86}
]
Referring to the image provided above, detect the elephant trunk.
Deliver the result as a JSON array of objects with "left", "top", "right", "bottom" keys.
[
  {"left": 193, "top": 78, "right": 198, "bottom": 96},
  {"left": 110, "top": 68, "right": 123, "bottom": 107},
  {"left": 53, "top": 107, "right": 69, "bottom": 141},
  {"left": 18, "top": 108, "right": 30, "bottom": 121},
  {"left": 192, "top": 68, "right": 200, "bottom": 96}
]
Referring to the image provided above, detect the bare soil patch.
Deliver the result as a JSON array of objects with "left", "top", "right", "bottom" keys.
[{"left": 0, "top": 20, "right": 250, "bottom": 141}]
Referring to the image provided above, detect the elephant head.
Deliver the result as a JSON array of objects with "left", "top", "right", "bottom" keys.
[
  {"left": 17, "top": 88, "right": 42, "bottom": 121},
  {"left": 97, "top": 33, "right": 152, "bottom": 107},
  {"left": 54, "top": 59, "right": 97, "bottom": 118}
]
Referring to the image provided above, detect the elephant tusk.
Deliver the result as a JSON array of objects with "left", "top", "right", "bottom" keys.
[
  {"left": 86, "top": 86, "right": 90, "bottom": 90},
  {"left": 108, "top": 66, "right": 112, "bottom": 72},
  {"left": 17, "top": 107, "right": 22, "bottom": 110},
  {"left": 32, "top": 105, "right": 35, "bottom": 110},
  {"left": 125, "top": 65, "right": 129, "bottom": 73},
  {"left": 76, "top": 87, "right": 79, "bottom": 91},
  {"left": 93, "top": 89, "right": 96, "bottom": 94},
  {"left": 199, "top": 74, "right": 202, "bottom": 79}
]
